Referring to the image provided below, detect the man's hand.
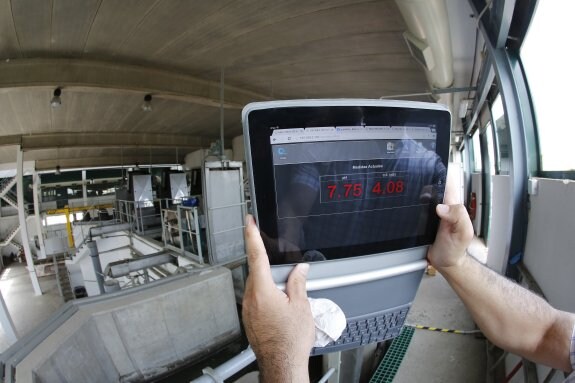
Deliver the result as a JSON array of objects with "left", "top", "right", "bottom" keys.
[
  {"left": 426, "top": 166, "right": 474, "bottom": 270},
  {"left": 427, "top": 203, "right": 474, "bottom": 270},
  {"left": 242, "top": 215, "right": 315, "bottom": 382}
]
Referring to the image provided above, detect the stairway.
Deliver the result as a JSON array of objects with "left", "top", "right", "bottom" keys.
[
  {"left": 0, "top": 177, "right": 32, "bottom": 252},
  {"left": 10, "top": 241, "right": 23, "bottom": 254},
  {"left": 2, "top": 190, "right": 18, "bottom": 209},
  {"left": 53, "top": 255, "right": 74, "bottom": 302},
  {"left": 0, "top": 176, "right": 16, "bottom": 198},
  {"left": 0, "top": 177, "right": 18, "bottom": 209},
  {"left": 0, "top": 225, "right": 21, "bottom": 247}
]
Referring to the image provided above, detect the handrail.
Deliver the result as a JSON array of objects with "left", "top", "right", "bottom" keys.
[
  {"left": 161, "top": 204, "right": 203, "bottom": 264},
  {"left": 0, "top": 226, "right": 21, "bottom": 247},
  {"left": 116, "top": 198, "right": 190, "bottom": 236},
  {"left": 191, "top": 347, "right": 337, "bottom": 383},
  {"left": 192, "top": 347, "right": 256, "bottom": 383}
]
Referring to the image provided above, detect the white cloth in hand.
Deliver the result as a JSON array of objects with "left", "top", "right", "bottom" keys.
[{"left": 308, "top": 297, "right": 347, "bottom": 347}]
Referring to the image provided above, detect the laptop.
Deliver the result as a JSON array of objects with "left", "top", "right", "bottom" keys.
[{"left": 242, "top": 99, "right": 451, "bottom": 354}]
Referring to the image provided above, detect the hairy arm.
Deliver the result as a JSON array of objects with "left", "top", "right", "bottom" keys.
[
  {"left": 429, "top": 204, "right": 575, "bottom": 372},
  {"left": 440, "top": 256, "right": 574, "bottom": 372}
]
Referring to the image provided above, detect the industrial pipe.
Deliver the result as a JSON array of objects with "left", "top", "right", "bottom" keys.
[
  {"left": 394, "top": 0, "right": 454, "bottom": 88},
  {"left": 103, "top": 252, "right": 174, "bottom": 278},
  {"left": 191, "top": 347, "right": 336, "bottom": 383},
  {"left": 191, "top": 346, "right": 256, "bottom": 383},
  {"left": 318, "top": 368, "right": 336, "bottom": 383},
  {"left": 89, "top": 222, "right": 132, "bottom": 239},
  {"left": 220, "top": 67, "right": 225, "bottom": 160},
  {"left": 87, "top": 241, "right": 105, "bottom": 295}
]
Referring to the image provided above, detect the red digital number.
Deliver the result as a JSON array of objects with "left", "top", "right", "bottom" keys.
[
  {"left": 327, "top": 182, "right": 366, "bottom": 200},
  {"left": 371, "top": 180, "right": 405, "bottom": 196},
  {"left": 353, "top": 183, "right": 362, "bottom": 197},
  {"left": 327, "top": 184, "right": 337, "bottom": 199},
  {"left": 343, "top": 183, "right": 352, "bottom": 197}
]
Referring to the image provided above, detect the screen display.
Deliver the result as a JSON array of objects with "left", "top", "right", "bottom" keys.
[{"left": 246, "top": 104, "right": 450, "bottom": 265}]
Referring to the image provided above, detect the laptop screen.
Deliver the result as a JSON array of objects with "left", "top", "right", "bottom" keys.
[{"left": 245, "top": 102, "right": 451, "bottom": 265}]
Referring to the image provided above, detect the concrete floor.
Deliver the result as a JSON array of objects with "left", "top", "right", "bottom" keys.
[
  {"left": 392, "top": 174, "right": 489, "bottom": 382},
  {"left": 394, "top": 258, "right": 487, "bottom": 382},
  {"left": 0, "top": 264, "right": 64, "bottom": 352}
]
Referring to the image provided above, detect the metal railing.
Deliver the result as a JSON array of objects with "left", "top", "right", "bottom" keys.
[
  {"left": 161, "top": 204, "right": 204, "bottom": 264},
  {"left": 191, "top": 346, "right": 336, "bottom": 383},
  {"left": 116, "top": 198, "right": 187, "bottom": 236}
]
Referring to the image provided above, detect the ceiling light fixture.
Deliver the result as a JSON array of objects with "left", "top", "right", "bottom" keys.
[
  {"left": 51, "top": 88, "right": 62, "bottom": 108},
  {"left": 141, "top": 94, "right": 153, "bottom": 112}
]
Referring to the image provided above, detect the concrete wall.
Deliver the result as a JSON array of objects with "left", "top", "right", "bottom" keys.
[
  {"left": 499, "top": 178, "right": 575, "bottom": 383},
  {"left": 486, "top": 175, "right": 511, "bottom": 273},
  {"left": 45, "top": 224, "right": 68, "bottom": 245},
  {"left": 0, "top": 206, "right": 17, "bottom": 217},
  {"left": 14, "top": 267, "right": 241, "bottom": 383},
  {"left": 523, "top": 178, "right": 575, "bottom": 312}
]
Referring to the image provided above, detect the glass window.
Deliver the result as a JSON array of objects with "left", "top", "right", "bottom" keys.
[
  {"left": 521, "top": 2, "right": 575, "bottom": 171},
  {"left": 485, "top": 123, "right": 496, "bottom": 176},
  {"left": 472, "top": 130, "right": 482, "bottom": 172},
  {"left": 491, "top": 95, "right": 511, "bottom": 175}
]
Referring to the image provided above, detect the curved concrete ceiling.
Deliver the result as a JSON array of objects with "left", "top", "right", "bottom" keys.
[{"left": 0, "top": 0, "right": 448, "bottom": 170}]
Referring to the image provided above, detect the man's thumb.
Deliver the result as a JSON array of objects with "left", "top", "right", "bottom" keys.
[
  {"left": 436, "top": 204, "right": 450, "bottom": 218},
  {"left": 286, "top": 263, "right": 310, "bottom": 301},
  {"left": 436, "top": 204, "right": 469, "bottom": 226}
]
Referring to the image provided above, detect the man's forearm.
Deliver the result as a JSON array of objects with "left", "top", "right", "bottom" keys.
[
  {"left": 257, "top": 353, "right": 309, "bottom": 383},
  {"left": 437, "top": 255, "right": 574, "bottom": 372}
]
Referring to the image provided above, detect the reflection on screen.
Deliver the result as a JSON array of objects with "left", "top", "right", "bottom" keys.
[{"left": 270, "top": 126, "right": 445, "bottom": 263}]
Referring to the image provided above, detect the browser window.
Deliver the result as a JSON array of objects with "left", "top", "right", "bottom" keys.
[{"left": 270, "top": 125, "right": 443, "bottom": 258}]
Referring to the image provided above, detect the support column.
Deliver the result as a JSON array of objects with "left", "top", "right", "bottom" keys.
[
  {"left": 33, "top": 172, "right": 46, "bottom": 259},
  {"left": 17, "top": 148, "right": 42, "bottom": 295},
  {"left": 87, "top": 241, "right": 105, "bottom": 295},
  {"left": 64, "top": 210, "right": 75, "bottom": 249},
  {"left": 82, "top": 170, "right": 88, "bottom": 206},
  {"left": 0, "top": 291, "right": 18, "bottom": 344}
]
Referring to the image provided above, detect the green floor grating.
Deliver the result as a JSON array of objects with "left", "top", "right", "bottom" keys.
[{"left": 369, "top": 326, "right": 415, "bottom": 383}]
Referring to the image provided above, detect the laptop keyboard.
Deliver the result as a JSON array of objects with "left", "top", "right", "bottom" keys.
[{"left": 311, "top": 307, "right": 409, "bottom": 355}]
